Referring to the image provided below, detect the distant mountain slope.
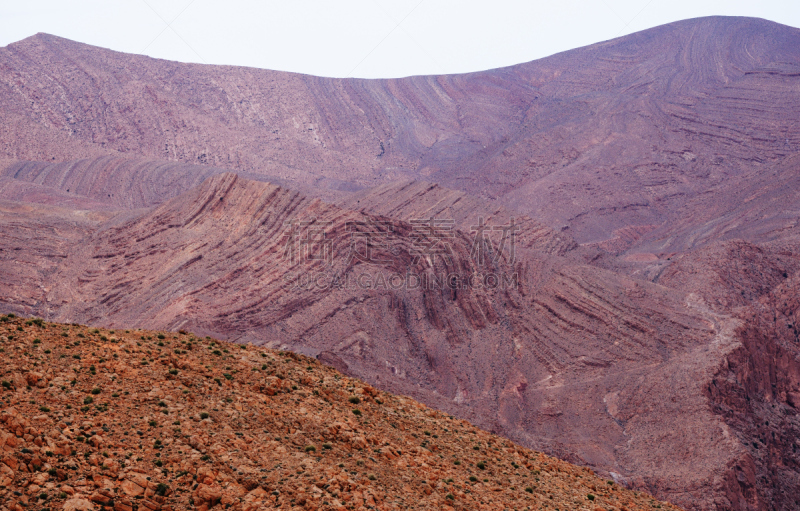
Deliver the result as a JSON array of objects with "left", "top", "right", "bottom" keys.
[
  {"left": 1, "top": 17, "right": 799, "bottom": 251},
  {"left": 0, "top": 156, "right": 349, "bottom": 210}
]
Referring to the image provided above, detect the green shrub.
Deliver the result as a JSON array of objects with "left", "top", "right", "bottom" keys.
[
  {"left": 477, "top": 461, "right": 486, "bottom": 470},
  {"left": 587, "top": 494, "right": 595, "bottom": 501},
  {"left": 469, "top": 476, "right": 477, "bottom": 482},
  {"left": 348, "top": 396, "right": 361, "bottom": 404},
  {"left": 200, "top": 412, "right": 209, "bottom": 420},
  {"left": 304, "top": 445, "right": 316, "bottom": 452},
  {"left": 352, "top": 409, "right": 362, "bottom": 416},
  {"left": 83, "top": 396, "right": 93, "bottom": 405}
]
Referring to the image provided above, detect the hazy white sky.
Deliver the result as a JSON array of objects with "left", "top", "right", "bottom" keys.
[{"left": 1, "top": 0, "right": 798, "bottom": 78}]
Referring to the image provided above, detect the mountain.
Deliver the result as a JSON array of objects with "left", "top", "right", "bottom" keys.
[
  {"left": 2, "top": 17, "right": 799, "bottom": 252},
  {"left": 0, "top": 15, "right": 799, "bottom": 511}
]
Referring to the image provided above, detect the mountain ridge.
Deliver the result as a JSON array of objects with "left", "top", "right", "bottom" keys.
[{"left": 2, "top": 16, "right": 799, "bottom": 252}]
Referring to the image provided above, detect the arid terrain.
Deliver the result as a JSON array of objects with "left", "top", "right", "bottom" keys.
[
  {"left": 0, "top": 315, "right": 683, "bottom": 511},
  {"left": 0, "top": 15, "right": 799, "bottom": 511}
]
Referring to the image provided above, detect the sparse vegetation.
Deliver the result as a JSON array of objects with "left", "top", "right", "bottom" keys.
[{"left": 0, "top": 317, "right": 678, "bottom": 511}]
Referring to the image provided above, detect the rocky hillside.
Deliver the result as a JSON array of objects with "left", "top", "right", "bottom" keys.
[{"left": 0, "top": 315, "right": 679, "bottom": 511}]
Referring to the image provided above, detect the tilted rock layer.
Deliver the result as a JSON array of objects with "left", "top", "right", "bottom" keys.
[{"left": 0, "top": 173, "right": 788, "bottom": 510}]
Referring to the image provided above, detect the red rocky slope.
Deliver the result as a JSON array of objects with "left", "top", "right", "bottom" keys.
[{"left": 0, "top": 315, "right": 685, "bottom": 511}]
